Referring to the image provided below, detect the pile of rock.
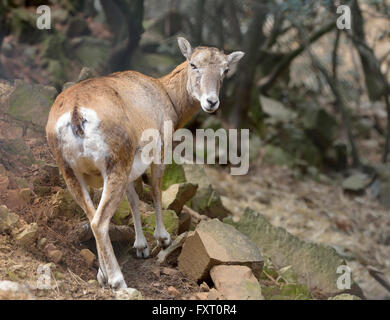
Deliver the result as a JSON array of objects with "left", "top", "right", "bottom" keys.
[
  {"left": 155, "top": 207, "right": 365, "bottom": 300},
  {"left": 157, "top": 219, "right": 265, "bottom": 300}
]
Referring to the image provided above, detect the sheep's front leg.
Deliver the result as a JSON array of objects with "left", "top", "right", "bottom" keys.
[{"left": 150, "top": 163, "right": 171, "bottom": 248}]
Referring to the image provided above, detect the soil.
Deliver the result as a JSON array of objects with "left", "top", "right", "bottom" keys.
[
  {"left": 1, "top": 128, "right": 389, "bottom": 300},
  {"left": 0, "top": 132, "right": 201, "bottom": 300}
]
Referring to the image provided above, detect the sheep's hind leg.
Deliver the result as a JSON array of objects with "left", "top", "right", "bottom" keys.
[{"left": 126, "top": 181, "right": 150, "bottom": 258}]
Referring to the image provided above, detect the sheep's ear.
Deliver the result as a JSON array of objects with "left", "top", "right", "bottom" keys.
[
  {"left": 227, "top": 51, "right": 245, "bottom": 66},
  {"left": 178, "top": 37, "right": 193, "bottom": 59}
]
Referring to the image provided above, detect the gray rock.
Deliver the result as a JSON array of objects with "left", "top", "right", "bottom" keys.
[
  {"left": 342, "top": 173, "right": 371, "bottom": 192},
  {"left": 224, "top": 208, "right": 364, "bottom": 298},
  {"left": 260, "top": 95, "right": 296, "bottom": 123},
  {"left": 7, "top": 80, "right": 57, "bottom": 132}
]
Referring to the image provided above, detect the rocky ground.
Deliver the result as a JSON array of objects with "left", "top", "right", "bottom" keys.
[
  {"left": 207, "top": 164, "right": 390, "bottom": 299},
  {"left": 1, "top": 73, "right": 390, "bottom": 300}
]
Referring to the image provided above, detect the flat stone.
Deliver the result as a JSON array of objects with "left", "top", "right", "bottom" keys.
[
  {"left": 342, "top": 173, "right": 371, "bottom": 192},
  {"left": 178, "top": 219, "right": 263, "bottom": 282},
  {"left": 210, "top": 265, "right": 264, "bottom": 300}
]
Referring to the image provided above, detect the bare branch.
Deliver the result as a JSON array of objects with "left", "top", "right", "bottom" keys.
[
  {"left": 367, "top": 266, "right": 390, "bottom": 294},
  {"left": 295, "top": 22, "right": 361, "bottom": 167},
  {"left": 258, "top": 21, "right": 335, "bottom": 93}
]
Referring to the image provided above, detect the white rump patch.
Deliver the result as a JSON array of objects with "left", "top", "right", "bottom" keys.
[{"left": 55, "top": 108, "right": 109, "bottom": 175}]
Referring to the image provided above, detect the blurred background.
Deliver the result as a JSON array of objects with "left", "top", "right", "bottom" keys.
[
  {"left": 1, "top": 1, "right": 390, "bottom": 169},
  {"left": 0, "top": 0, "right": 390, "bottom": 300}
]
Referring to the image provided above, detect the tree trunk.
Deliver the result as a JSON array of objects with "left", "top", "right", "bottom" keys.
[
  {"left": 258, "top": 21, "right": 335, "bottom": 94},
  {"left": 101, "top": 0, "right": 144, "bottom": 73},
  {"left": 350, "top": 0, "right": 388, "bottom": 101},
  {"left": 297, "top": 24, "right": 361, "bottom": 167},
  {"left": 226, "top": 0, "right": 243, "bottom": 45},
  {"left": 194, "top": 0, "right": 206, "bottom": 45},
  {"left": 227, "top": 0, "right": 268, "bottom": 128}
]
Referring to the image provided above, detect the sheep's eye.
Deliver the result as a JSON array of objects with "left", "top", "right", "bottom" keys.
[
  {"left": 224, "top": 68, "right": 229, "bottom": 75},
  {"left": 191, "top": 63, "right": 197, "bottom": 70}
]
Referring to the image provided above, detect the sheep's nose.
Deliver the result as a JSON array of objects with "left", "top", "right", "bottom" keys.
[{"left": 207, "top": 99, "right": 218, "bottom": 108}]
